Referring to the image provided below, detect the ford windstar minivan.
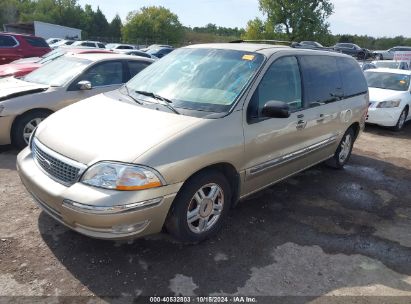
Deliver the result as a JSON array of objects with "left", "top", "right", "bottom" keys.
[{"left": 17, "top": 43, "right": 369, "bottom": 243}]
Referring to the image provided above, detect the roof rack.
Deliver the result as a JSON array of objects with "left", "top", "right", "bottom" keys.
[{"left": 230, "top": 39, "right": 292, "bottom": 46}]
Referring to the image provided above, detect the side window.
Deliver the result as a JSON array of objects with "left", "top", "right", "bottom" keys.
[
  {"left": 23, "top": 37, "right": 49, "bottom": 48},
  {"left": 79, "top": 61, "right": 123, "bottom": 87},
  {"left": 300, "top": 55, "right": 343, "bottom": 107},
  {"left": 98, "top": 43, "right": 105, "bottom": 48},
  {"left": 0, "top": 35, "right": 18, "bottom": 47},
  {"left": 83, "top": 42, "right": 95, "bottom": 47},
  {"left": 128, "top": 61, "right": 151, "bottom": 78},
  {"left": 248, "top": 56, "right": 302, "bottom": 120},
  {"left": 337, "top": 57, "right": 368, "bottom": 98}
]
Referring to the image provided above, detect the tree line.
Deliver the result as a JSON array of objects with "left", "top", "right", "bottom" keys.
[{"left": 1, "top": 0, "right": 410, "bottom": 49}]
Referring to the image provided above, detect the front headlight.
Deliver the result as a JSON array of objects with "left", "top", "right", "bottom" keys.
[
  {"left": 377, "top": 99, "right": 401, "bottom": 108},
  {"left": 81, "top": 162, "right": 165, "bottom": 191}
]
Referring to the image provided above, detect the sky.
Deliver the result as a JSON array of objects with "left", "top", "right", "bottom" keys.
[{"left": 77, "top": 0, "right": 411, "bottom": 38}]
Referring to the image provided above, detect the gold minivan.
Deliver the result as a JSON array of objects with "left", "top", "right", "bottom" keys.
[{"left": 17, "top": 43, "right": 369, "bottom": 242}]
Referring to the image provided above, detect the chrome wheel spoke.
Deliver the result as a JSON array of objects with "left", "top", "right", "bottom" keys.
[
  {"left": 187, "top": 208, "right": 200, "bottom": 223},
  {"left": 208, "top": 185, "right": 219, "bottom": 201},
  {"left": 213, "top": 204, "right": 223, "bottom": 215},
  {"left": 198, "top": 218, "right": 208, "bottom": 232}
]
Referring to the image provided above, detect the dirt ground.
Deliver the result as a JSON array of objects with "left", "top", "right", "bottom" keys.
[{"left": 0, "top": 123, "right": 411, "bottom": 303}]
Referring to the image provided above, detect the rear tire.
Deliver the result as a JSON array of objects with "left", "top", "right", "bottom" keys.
[
  {"left": 12, "top": 110, "right": 50, "bottom": 149},
  {"left": 165, "top": 170, "right": 231, "bottom": 243},
  {"left": 326, "top": 128, "right": 355, "bottom": 169}
]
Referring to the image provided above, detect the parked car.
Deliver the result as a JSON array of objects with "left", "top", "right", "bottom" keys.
[
  {"left": 114, "top": 49, "right": 157, "bottom": 60},
  {"left": 300, "top": 41, "right": 324, "bottom": 48},
  {"left": 146, "top": 47, "right": 174, "bottom": 58},
  {"left": 333, "top": 43, "right": 370, "bottom": 59},
  {"left": 140, "top": 44, "right": 173, "bottom": 52},
  {"left": 49, "top": 39, "right": 75, "bottom": 49},
  {"left": 371, "top": 60, "right": 409, "bottom": 70},
  {"left": 0, "top": 33, "right": 51, "bottom": 65},
  {"left": 106, "top": 43, "right": 136, "bottom": 50},
  {"left": 0, "top": 53, "right": 153, "bottom": 147},
  {"left": 373, "top": 46, "right": 411, "bottom": 60},
  {"left": 46, "top": 38, "right": 62, "bottom": 45},
  {"left": 365, "top": 68, "right": 411, "bottom": 130},
  {"left": 0, "top": 48, "right": 115, "bottom": 78},
  {"left": 16, "top": 43, "right": 368, "bottom": 243},
  {"left": 71, "top": 40, "right": 105, "bottom": 49}
]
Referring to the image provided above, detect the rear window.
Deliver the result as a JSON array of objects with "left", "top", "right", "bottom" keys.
[
  {"left": 0, "top": 35, "right": 18, "bottom": 47},
  {"left": 337, "top": 57, "right": 368, "bottom": 97},
  {"left": 300, "top": 55, "right": 343, "bottom": 107},
  {"left": 23, "top": 36, "right": 49, "bottom": 48}
]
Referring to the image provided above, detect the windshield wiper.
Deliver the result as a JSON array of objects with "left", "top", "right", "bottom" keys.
[
  {"left": 135, "top": 90, "right": 180, "bottom": 115},
  {"left": 122, "top": 85, "right": 142, "bottom": 105}
]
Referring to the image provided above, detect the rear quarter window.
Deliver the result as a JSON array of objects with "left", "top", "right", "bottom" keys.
[
  {"left": 23, "top": 36, "right": 49, "bottom": 48},
  {"left": 337, "top": 57, "right": 368, "bottom": 98},
  {"left": 0, "top": 35, "right": 18, "bottom": 47},
  {"left": 299, "top": 55, "right": 343, "bottom": 107},
  {"left": 128, "top": 61, "right": 151, "bottom": 78}
]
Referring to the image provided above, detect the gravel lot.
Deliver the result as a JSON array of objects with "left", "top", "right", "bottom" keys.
[{"left": 0, "top": 123, "right": 411, "bottom": 302}]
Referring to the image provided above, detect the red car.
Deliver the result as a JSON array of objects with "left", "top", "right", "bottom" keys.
[
  {"left": 0, "top": 48, "right": 115, "bottom": 78},
  {"left": 0, "top": 33, "right": 51, "bottom": 65}
]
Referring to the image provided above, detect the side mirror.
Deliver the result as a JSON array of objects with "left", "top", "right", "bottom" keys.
[
  {"left": 78, "top": 80, "right": 92, "bottom": 90},
  {"left": 261, "top": 101, "right": 291, "bottom": 118}
]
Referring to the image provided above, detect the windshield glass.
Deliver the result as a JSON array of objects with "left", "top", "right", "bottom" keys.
[
  {"left": 23, "top": 56, "right": 91, "bottom": 86},
  {"left": 126, "top": 48, "right": 264, "bottom": 113},
  {"left": 374, "top": 62, "right": 399, "bottom": 69},
  {"left": 365, "top": 72, "right": 410, "bottom": 91}
]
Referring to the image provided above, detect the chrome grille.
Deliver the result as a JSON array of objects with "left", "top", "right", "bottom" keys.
[{"left": 32, "top": 139, "right": 85, "bottom": 186}]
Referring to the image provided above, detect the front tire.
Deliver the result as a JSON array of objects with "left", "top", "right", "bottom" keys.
[
  {"left": 165, "top": 170, "right": 231, "bottom": 243},
  {"left": 393, "top": 108, "right": 408, "bottom": 131},
  {"left": 12, "top": 111, "right": 49, "bottom": 149},
  {"left": 326, "top": 128, "right": 355, "bottom": 169}
]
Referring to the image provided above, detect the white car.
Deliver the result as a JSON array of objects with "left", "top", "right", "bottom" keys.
[
  {"left": 365, "top": 68, "right": 411, "bottom": 130},
  {"left": 105, "top": 43, "right": 136, "bottom": 50},
  {"left": 71, "top": 41, "right": 105, "bottom": 49},
  {"left": 371, "top": 60, "right": 409, "bottom": 70},
  {"left": 373, "top": 46, "right": 411, "bottom": 60},
  {"left": 0, "top": 53, "right": 153, "bottom": 147}
]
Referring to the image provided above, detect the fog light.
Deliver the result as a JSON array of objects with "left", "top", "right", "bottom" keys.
[{"left": 112, "top": 220, "right": 150, "bottom": 234}]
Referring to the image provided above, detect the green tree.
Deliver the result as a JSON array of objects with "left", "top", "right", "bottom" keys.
[
  {"left": 249, "top": 0, "right": 334, "bottom": 43},
  {"left": 122, "top": 6, "right": 183, "bottom": 45},
  {"left": 108, "top": 14, "right": 123, "bottom": 40}
]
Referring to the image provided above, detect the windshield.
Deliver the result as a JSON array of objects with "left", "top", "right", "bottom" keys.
[
  {"left": 365, "top": 72, "right": 410, "bottom": 91},
  {"left": 23, "top": 56, "right": 91, "bottom": 86},
  {"left": 374, "top": 62, "right": 399, "bottom": 69},
  {"left": 126, "top": 48, "right": 264, "bottom": 113}
]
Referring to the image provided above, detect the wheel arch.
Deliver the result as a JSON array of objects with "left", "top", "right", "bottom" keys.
[{"left": 11, "top": 108, "right": 54, "bottom": 142}]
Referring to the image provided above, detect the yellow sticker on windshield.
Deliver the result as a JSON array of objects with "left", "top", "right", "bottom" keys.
[
  {"left": 242, "top": 54, "right": 255, "bottom": 61},
  {"left": 400, "top": 80, "right": 406, "bottom": 84}
]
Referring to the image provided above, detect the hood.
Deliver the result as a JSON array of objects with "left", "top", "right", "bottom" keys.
[
  {"left": 369, "top": 87, "right": 406, "bottom": 102},
  {"left": 36, "top": 93, "right": 202, "bottom": 165},
  {"left": 0, "top": 63, "right": 41, "bottom": 77},
  {"left": 0, "top": 77, "right": 48, "bottom": 101}
]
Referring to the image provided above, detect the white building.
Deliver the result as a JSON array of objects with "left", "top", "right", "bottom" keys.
[{"left": 3, "top": 21, "right": 81, "bottom": 40}]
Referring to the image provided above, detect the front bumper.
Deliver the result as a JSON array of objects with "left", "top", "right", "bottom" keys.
[
  {"left": 17, "top": 147, "right": 183, "bottom": 240},
  {"left": 366, "top": 107, "right": 402, "bottom": 127},
  {"left": 0, "top": 115, "right": 14, "bottom": 145}
]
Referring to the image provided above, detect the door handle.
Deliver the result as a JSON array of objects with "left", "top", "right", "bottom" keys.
[
  {"left": 296, "top": 119, "right": 307, "bottom": 130},
  {"left": 317, "top": 114, "right": 326, "bottom": 122}
]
